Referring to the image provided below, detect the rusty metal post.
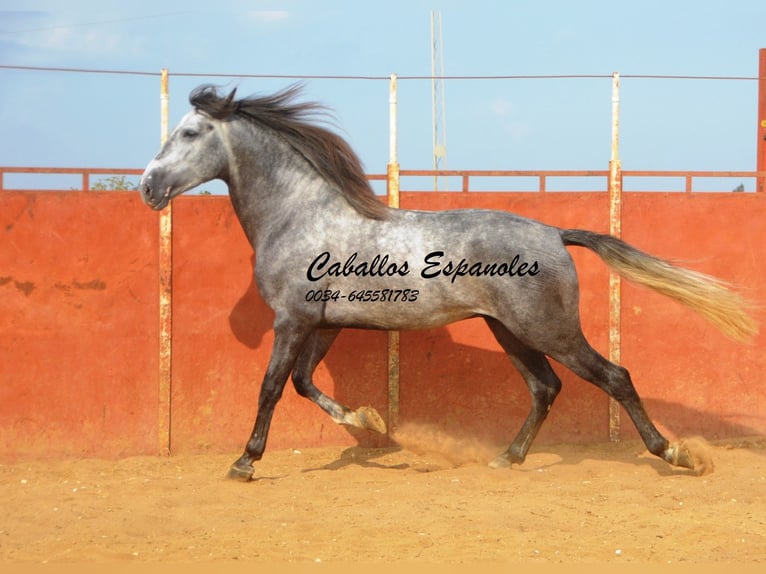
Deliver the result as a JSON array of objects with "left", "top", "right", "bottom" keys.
[
  {"left": 388, "top": 74, "right": 400, "bottom": 210},
  {"left": 758, "top": 49, "right": 766, "bottom": 192},
  {"left": 158, "top": 68, "right": 173, "bottom": 456},
  {"left": 608, "top": 72, "right": 622, "bottom": 442},
  {"left": 387, "top": 74, "right": 401, "bottom": 438}
]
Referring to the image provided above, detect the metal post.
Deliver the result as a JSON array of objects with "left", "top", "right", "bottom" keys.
[
  {"left": 388, "top": 73, "right": 400, "bottom": 208},
  {"left": 757, "top": 49, "right": 766, "bottom": 193},
  {"left": 608, "top": 72, "right": 622, "bottom": 442},
  {"left": 387, "top": 74, "right": 401, "bottom": 437},
  {"left": 158, "top": 68, "right": 173, "bottom": 456}
]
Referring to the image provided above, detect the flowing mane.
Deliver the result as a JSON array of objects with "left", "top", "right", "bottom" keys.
[{"left": 189, "top": 84, "right": 389, "bottom": 220}]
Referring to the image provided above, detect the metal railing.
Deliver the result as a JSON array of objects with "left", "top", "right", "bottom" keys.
[
  {"left": 1, "top": 166, "right": 765, "bottom": 193},
  {"left": 0, "top": 167, "right": 144, "bottom": 192}
]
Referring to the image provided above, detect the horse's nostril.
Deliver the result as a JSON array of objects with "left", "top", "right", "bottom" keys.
[{"left": 139, "top": 180, "right": 158, "bottom": 207}]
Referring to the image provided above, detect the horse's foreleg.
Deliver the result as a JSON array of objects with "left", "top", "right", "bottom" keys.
[
  {"left": 228, "top": 322, "right": 311, "bottom": 482},
  {"left": 484, "top": 318, "right": 562, "bottom": 468},
  {"left": 291, "top": 329, "right": 387, "bottom": 434}
]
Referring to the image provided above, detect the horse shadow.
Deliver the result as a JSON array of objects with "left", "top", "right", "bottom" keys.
[{"left": 228, "top": 267, "right": 764, "bottom": 472}]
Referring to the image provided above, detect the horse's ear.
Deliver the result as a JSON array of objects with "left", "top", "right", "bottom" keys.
[
  {"left": 224, "top": 87, "right": 239, "bottom": 111},
  {"left": 189, "top": 84, "right": 240, "bottom": 117}
]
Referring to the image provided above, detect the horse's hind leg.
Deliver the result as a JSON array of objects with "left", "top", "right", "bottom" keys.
[
  {"left": 484, "top": 317, "right": 562, "bottom": 469},
  {"left": 552, "top": 337, "right": 697, "bottom": 471},
  {"left": 291, "top": 329, "right": 386, "bottom": 434}
]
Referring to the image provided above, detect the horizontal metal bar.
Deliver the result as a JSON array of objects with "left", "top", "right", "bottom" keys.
[
  {"left": 3, "top": 167, "right": 765, "bottom": 194},
  {"left": 0, "top": 167, "right": 144, "bottom": 175}
]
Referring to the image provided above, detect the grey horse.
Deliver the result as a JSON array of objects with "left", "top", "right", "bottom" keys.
[{"left": 139, "top": 84, "right": 756, "bottom": 481}]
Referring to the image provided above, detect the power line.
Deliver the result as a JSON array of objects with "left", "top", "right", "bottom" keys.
[
  {"left": 0, "top": 64, "right": 760, "bottom": 82},
  {"left": 0, "top": 64, "right": 157, "bottom": 77}
]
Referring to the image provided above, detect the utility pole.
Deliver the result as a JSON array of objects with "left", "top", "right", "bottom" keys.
[{"left": 431, "top": 10, "right": 447, "bottom": 191}]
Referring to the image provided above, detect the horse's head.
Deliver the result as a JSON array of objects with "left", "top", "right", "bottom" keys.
[{"left": 139, "top": 109, "right": 228, "bottom": 210}]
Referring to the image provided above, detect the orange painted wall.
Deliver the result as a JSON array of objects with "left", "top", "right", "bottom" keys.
[
  {"left": 620, "top": 193, "right": 766, "bottom": 441},
  {"left": 1, "top": 189, "right": 764, "bottom": 462},
  {"left": 0, "top": 191, "right": 160, "bottom": 460}
]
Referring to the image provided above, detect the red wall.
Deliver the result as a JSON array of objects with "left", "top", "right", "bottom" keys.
[
  {"left": 0, "top": 192, "right": 159, "bottom": 459},
  {"left": 1, "top": 189, "right": 764, "bottom": 461},
  {"left": 620, "top": 193, "right": 766, "bottom": 441}
]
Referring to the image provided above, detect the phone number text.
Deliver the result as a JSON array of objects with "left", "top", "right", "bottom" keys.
[{"left": 305, "top": 288, "right": 420, "bottom": 303}]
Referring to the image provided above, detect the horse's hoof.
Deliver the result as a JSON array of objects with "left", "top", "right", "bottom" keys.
[
  {"left": 357, "top": 406, "right": 387, "bottom": 434},
  {"left": 667, "top": 442, "right": 695, "bottom": 470},
  {"left": 227, "top": 464, "right": 255, "bottom": 482},
  {"left": 667, "top": 438, "right": 714, "bottom": 475},
  {"left": 488, "top": 454, "right": 512, "bottom": 469}
]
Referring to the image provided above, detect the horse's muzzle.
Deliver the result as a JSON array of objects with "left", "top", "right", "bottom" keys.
[{"left": 139, "top": 173, "right": 170, "bottom": 211}]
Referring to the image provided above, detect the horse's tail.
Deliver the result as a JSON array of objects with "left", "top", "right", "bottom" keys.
[{"left": 560, "top": 228, "right": 758, "bottom": 343}]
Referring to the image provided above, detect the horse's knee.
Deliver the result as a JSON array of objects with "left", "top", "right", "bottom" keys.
[
  {"left": 291, "top": 371, "right": 312, "bottom": 398},
  {"left": 544, "top": 378, "right": 561, "bottom": 402},
  {"left": 529, "top": 374, "right": 561, "bottom": 411},
  {"left": 530, "top": 389, "right": 557, "bottom": 415}
]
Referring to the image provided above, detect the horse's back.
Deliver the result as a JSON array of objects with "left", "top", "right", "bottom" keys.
[{"left": 261, "top": 205, "right": 584, "bottom": 336}]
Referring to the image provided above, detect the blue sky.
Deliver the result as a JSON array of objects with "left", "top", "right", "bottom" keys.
[{"left": 1, "top": 1, "right": 764, "bottom": 191}]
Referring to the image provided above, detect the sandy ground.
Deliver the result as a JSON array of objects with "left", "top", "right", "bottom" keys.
[{"left": 1, "top": 431, "right": 764, "bottom": 565}]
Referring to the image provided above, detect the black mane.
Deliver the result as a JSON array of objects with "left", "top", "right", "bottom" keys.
[{"left": 189, "top": 84, "right": 388, "bottom": 220}]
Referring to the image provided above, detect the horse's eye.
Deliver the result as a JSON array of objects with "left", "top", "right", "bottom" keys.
[{"left": 181, "top": 129, "right": 199, "bottom": 139}]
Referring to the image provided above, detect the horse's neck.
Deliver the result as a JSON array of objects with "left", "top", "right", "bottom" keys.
[{"left": 226, "top": 126, "right": 365, "bottom": 251}]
